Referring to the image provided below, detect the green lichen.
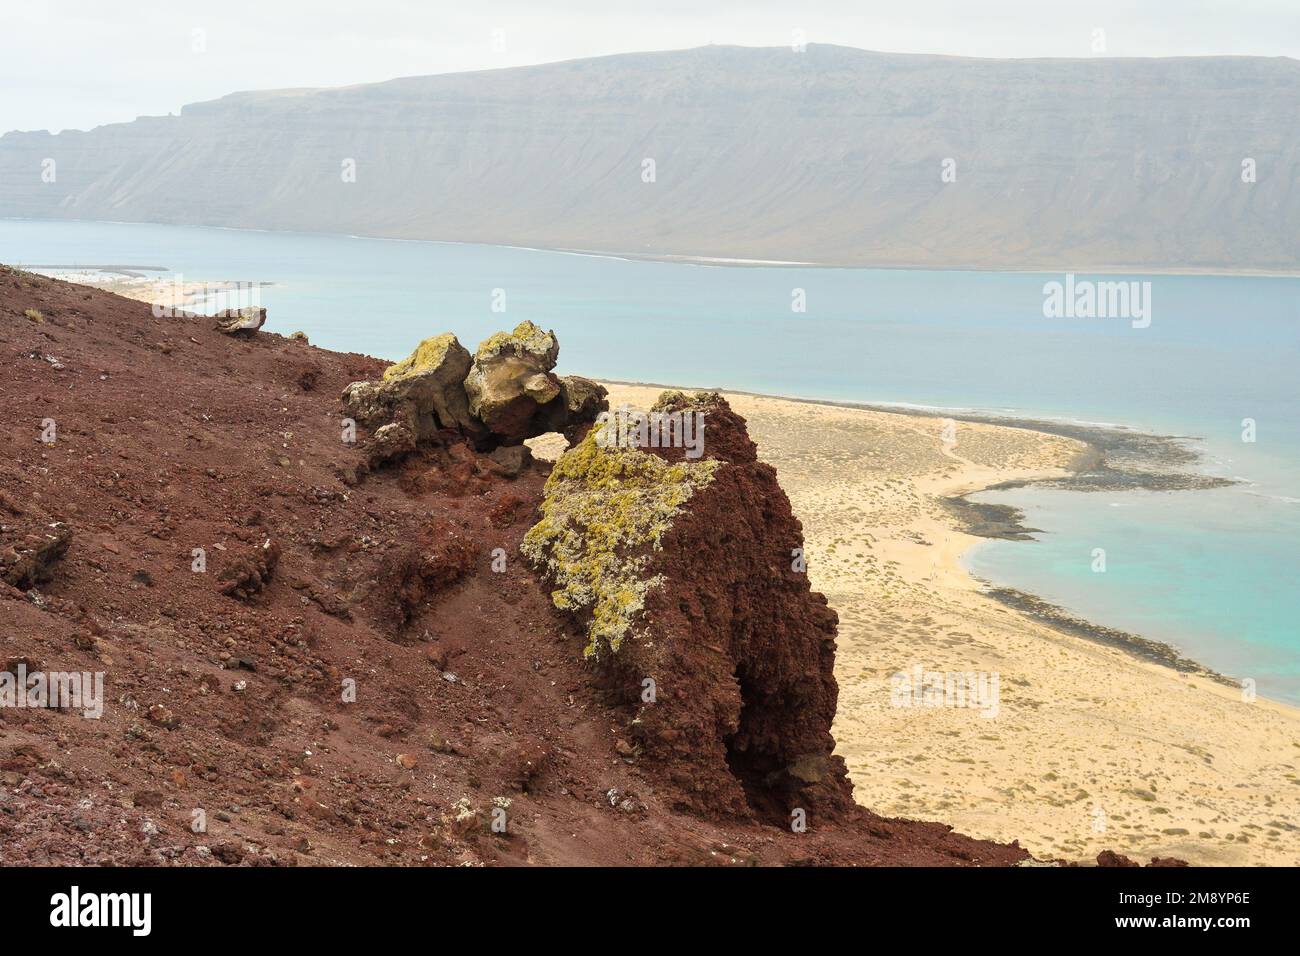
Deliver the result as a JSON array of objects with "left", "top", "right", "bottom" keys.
[
  {"left": 383, "top": 332, "right": 457, "bottom": 381},
  {"left": 521, "top": 426, "right": 720, "bottom": 658},
  {"left": 476, "top": 321, "right": 556, "bottom": 361},
  {"left": 652, "top": 389, "right": 723, "bottom": 412},
  {"left": 650, "top": 389, "right": 689, "bottom": 410}
]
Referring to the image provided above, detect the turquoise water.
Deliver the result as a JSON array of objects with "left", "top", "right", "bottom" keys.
[
  {"left": 967, "top": 486, "right": 1299, "bottom": 693},
  {"left": 3, "top": 219, "right": 1298, "bottom": 702}
]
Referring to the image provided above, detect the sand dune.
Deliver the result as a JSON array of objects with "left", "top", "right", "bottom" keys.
[{"left": 605, "top": 384, "right": 1300, "bottom": 865}]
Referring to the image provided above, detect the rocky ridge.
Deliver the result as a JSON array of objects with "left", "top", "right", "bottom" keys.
[{"left": 2, "top": 45, "right": 1296, "bottom": 272}]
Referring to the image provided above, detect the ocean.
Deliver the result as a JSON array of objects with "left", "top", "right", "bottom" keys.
[{"left": 4, "top": 218, "right": 1298, "bottom": 703}]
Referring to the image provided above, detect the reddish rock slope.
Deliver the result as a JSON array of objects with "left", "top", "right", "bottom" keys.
[{"left": 0, "top": 266, "right": 1028, "bottom": 866}]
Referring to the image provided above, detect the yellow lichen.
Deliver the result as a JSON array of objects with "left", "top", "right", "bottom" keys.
[
  {"left": 383, "top": 332, "right": 457, "bottom": 381},
  {"left": 652, "top": 389, "right": 721, "bottom": 412},
  {"left": 476, "top": 321, "right": 555, "bottom": 360},
  {"left": 521, "top": 427, "right": 719, "bottom": 658}
]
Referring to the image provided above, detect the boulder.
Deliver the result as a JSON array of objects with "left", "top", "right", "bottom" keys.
[
  {"left": 487, "top": 444, "right": 532, "bottom": 478},
  {"left": 523, "top": 393, "right": 852, "bottom": 820},
  {"left": 464, "top": 323, "right": 607, "bottom": 444},
  {"left": 215, "top": 307, "right": 266, "bottom": 334},
  {"left": 367, "top": 421, "right": 417, "bottom": 468},
  {"left": 540, "top": 375, "right": 610, "bottom": 438},
  {"left": 342, "top": 333, "right": 481, "bottom": 442},
  {"left": 463, "top": 321, "right": 564, "bottom": 443},
  {"left": 341, "top": 324, "right": 606, "bottom": 454}
]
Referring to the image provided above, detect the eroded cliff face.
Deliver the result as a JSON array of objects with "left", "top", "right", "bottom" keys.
[
  {"left": 632, "top": 394, "right": 853, "bottom": 822},
  {"left": 3, "top": 46, "right": 1298, "bottom": 271},
  {"left": 524, "top": 392, "right": 853, "bottom": 824},
  {"left": 0, "top": 266, "right": 1029, "bottom": 865}
]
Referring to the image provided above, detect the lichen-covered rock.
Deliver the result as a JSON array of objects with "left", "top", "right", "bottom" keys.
[
  {"left": 342, "top": 333, "right": 480, "bottom": 443},
  {"left": 382, "top": 333, "right": 462, "bottom": 385},
  {"left": 524, "top": 391, "right": 854, "bottom": 823},
  {"left": 649, "top": 389, "right": 690, "bottom": 410},
  {"left": 463, "top": 321, "right": 565, "bottom": 443},
  {"left": 473, "top": 321, "right": 560, "bottom": 368},
  {"left": 521, "top": 425, "right": 720, "bottom": 658},
  {"left": 339, "top": 380, "right": 386, "bottom": 426},
  {"left": 343, "top": 324, "right": 604, "bottom": 455}
]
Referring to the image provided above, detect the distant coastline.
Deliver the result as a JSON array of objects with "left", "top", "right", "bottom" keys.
[
  {"left": 7, "top": 216, "right": 1300, "bottom": 278},
  {"left": 543, "top": 244, "right": 1300, "bottom": 278}
]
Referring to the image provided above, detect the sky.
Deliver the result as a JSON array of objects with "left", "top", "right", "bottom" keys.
[{"left": 3, "top": 0, "right": 1299, "bottom": 133}]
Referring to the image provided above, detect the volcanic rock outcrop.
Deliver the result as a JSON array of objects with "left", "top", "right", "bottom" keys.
[
  {"left": 463, "top": 321, "right": 606, "bottom": 445},
  {"left": 342, "top": 321, "right": 607, "bottom": 465},
  {"left": 524, "top": 391, "right": 853, "bottom": 823},
  {"left": 341, "top": 332, "right": 481, "bottom": 449}
]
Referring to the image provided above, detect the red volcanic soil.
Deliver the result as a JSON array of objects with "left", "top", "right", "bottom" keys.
[{"left": 0, "top": 266, "right": 1031, "bottom": 866}]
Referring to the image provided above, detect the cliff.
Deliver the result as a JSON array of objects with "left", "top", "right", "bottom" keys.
[{"left": 2, "top": 45, "right": 1298, "bottom": 272}]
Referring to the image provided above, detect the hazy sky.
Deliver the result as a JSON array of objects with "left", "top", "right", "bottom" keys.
[{"left": 4, "top": 0, "right": 1298, "bottom": 133}]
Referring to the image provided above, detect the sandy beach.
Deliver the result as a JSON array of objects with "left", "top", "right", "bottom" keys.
[
  {"left": 31, "top": 269, "right": 258, "bottom": 315},
  {"left": 603, "top": 383, "right": 1300, "bottom": 866}
]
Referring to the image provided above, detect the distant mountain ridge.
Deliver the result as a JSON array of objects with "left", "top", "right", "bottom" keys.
[{"left": 2, "top": 44, "right": 1298, "bottom": 271}]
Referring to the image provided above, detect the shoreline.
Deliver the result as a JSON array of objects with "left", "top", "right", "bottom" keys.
[
  {"left": 553, "top": 246, "right": 1300, "bottom": 278},
  {"left": 599, "top": 378, "right": 1258, "bottom": 698},
  {"left": 7, "top": 216, "right": 1300, "bottom": 277},
  {"left": 602, "top": 382, "right": 1299, "bottom": 865},
  {"left": 603, "top": 376, "right": 1235, "bottom": 489},
  {"left": 23, "top": 267, "right": 274, "bottom": 315},
  {"left": 977, "top": 585, "right": 1235, "bottom": 687}
]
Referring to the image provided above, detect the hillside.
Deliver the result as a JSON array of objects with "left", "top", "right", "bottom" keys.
[
  {"left": 1, "top": 45, "right": 1298, "bottom": 271},
  {"left": 0, "top": 266, "right": 1044, "bottom": 866}
]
